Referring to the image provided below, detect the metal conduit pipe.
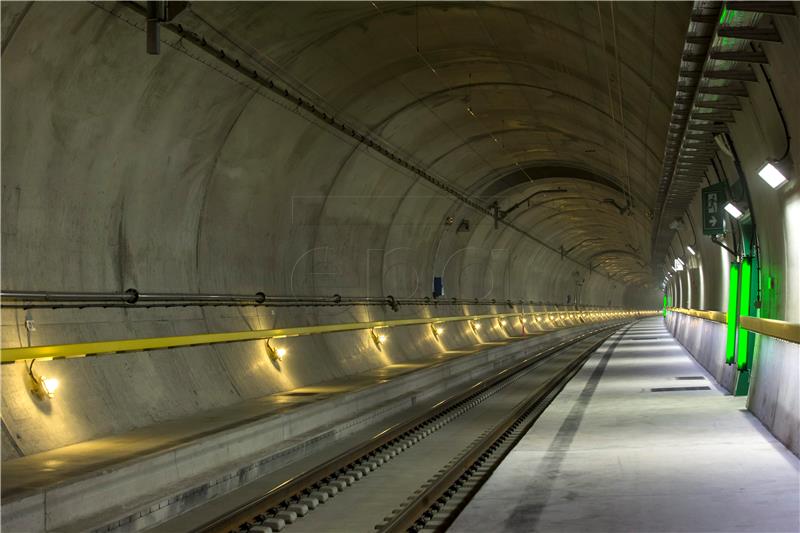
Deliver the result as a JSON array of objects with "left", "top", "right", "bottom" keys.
[{"left": 0, "top": 290, "right": 632, "bottom": 310}]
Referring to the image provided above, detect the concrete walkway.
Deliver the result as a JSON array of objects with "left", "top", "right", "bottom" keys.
[
  {"left": 2, "top": 341, "right": 506, "bottom": 502},
  {"left": 450, "top": 317, "right": 800, "bottom": 533}
]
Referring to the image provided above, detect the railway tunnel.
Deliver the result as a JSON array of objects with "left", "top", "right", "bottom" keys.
[{"left": 1, "top": 1, "right": 798, "bottom": 532}]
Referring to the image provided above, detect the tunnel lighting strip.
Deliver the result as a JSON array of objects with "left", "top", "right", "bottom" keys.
[
  {"left": 0, "top": 310, "right": 651, "bottom": 364},
  {"left": 114, "top": 1, "right": 619, "bottom": 282},
  {"left": 666, "top": 307, "right": 799, "bottom": 344},
  {"left": 737, "top": 259, "right": 752, "bottom": 370},
  {"left": 725, "top": 263, "right": 740, "bottom": 365}
]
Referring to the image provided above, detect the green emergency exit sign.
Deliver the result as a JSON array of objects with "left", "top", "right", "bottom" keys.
[{"left": 702, "top": 183, "right": 726, "bottom": 235}]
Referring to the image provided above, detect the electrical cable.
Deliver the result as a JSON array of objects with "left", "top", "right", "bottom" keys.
[
  {"left": 751, "top": 43, "right": 791, "bottom": 162},
  {"left": 684, "top": 209, "right": 699, "bottom": 248}
]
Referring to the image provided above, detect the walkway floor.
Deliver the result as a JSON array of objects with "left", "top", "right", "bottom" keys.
[{"left": 450, "top": 317, "right": 800, "bottom": 533}]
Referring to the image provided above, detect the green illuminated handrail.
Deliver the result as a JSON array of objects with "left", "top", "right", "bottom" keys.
[
  {"left": 667, "top": 307, "right": 800, "bottom": 344},
  {"left": 0, "top": 310, "right": 655, "bottom": 364}
]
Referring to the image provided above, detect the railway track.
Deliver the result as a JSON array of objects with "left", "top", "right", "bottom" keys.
[{"left": 196, "top": 322, "right": 632, "bottom": 533}]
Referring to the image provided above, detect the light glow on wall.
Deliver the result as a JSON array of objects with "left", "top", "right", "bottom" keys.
[
  {"left": 698, "top": 256, "right": 705, "bottom": 310},
  {"left": 687, "top": 264, "right": 693, "bottom": 309}
]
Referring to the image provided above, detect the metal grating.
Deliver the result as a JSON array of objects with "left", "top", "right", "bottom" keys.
[
  {"left": 650, "top": 1, "right": 796, "bottom": 277},
  {"left": 651, "top": 386, "right": 711, "bottom": 392}
]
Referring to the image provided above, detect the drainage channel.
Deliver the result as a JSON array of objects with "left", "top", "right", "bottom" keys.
[{"left": 198, "top": 324, "right": 627, "bottom": 533}]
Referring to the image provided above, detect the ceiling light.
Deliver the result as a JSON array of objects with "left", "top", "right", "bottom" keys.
[
  {"left": 499, "top": 319, "right": 508, "bottom": 326},
  {"left": 757, "top": 162, "right": 788, "bottom": 189},
  {"left": 724, "top": 202, "right": 743, "bottom": 219},
  {"left": 687, "top": 245, "right": 696, "bottom": 256}
]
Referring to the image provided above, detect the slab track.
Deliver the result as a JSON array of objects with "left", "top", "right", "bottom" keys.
[{"left": 196, "top": 322, "right": 632, "bottom": 533}]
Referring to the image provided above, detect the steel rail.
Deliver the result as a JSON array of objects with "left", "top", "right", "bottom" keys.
[
  {"left": 196, "top": 322, "right": 626, "bottom": 533},
  {"left": 0, "top": 310, "right": 654, "bottom": 364},
  {"left": 377, "top": 329, "right": 619, "bottom": 532}
]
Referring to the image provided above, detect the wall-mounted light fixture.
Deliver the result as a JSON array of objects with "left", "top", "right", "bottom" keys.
[
  {"left": 687, "top": 245, "right": 696, "bottom": 256},
  {"left": 266, "top": 339, "right": 287, "bottom": 361},
  {"left": 469, "top": 320, "right": 481, "bottom": 335},
  {"left": 674, "top": 258, "right": 685, "bottom": 271},
  {"left": 724, "top": 202, "right": 744, "bottom": 219},
  {"left": 27, "top": 360, "right": 58, "bottom": 399},
  {"left": 370, "top": 328, "right": 387, "bottom": 350},
  {"left": 430, "top": 323, "right": 444, "bottom": 340},
  {"left": 757, "top": 162, "right": 788, "bottom": 189}
]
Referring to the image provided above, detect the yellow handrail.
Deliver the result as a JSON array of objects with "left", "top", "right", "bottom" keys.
[
  {"left": 667, "top": 307, "right": 727, "bottom": 324},
  {"left": 739, "top": 316, "right": 800, "bottom": 344},
  {"left": 0, "top": 309, "right": 655, "bottom": 364},
  {"left": 667, "top": 307, "right": 800, "bottom": 344}
]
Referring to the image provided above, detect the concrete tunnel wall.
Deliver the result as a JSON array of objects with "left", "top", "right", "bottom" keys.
[
  {"left": 0, "top": 3, "right": 669, "bottom": 458},
  {"left": 662, "top": 11, "right": 800, "bottom": 455}
]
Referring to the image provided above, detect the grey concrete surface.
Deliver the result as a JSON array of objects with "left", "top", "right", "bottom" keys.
[
  {"left": 667, "top": 312, "right": 735, "bottom": 392},
  {"left": 1, "top": 324, "right": 605, "bottom": 532},
  {"left": 1, "top": 1, "right": 798, "bottom": 530},
  {"left": 668, "top": 312, "right": 800, "bottom": 457},
  {"left": 1, "top": 1, "right": 681, "bottom": 458},
  {"left": 749, "top": 335, "right": 800, "bottom": 457},
  {"left": 284, "top": 335, "right": 606, "bottom": 533},
  {"left": 663, "top": 13, "right": 800, "bottom": 325},
  {"left": 451, "top": 317, "right": 800, "bottom": 533},
  {"left": 659, "top": 4, "right": 800, "bottom": 464}
]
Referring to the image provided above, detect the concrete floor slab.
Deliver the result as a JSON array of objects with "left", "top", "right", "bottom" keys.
[{"left": 450, "top": 317, "right": 800, "bottom": 533}]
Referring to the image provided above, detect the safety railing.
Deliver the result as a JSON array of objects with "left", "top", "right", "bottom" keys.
[
  {"left": 0, "top": 309, "right": 657, "bottom": 364},
  {"left": 739, "top": 316, "right": 800, "bottom": 345},
  {"left": 666, "top": 307, "right": 726, "bottom": 324},
  {"left": 666, "top": 307, "right": 800, "bottom": 344}
]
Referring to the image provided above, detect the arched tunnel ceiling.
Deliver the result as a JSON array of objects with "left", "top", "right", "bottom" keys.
[{"left": 170, "top": 1, "right": 691, "bottom": 286}]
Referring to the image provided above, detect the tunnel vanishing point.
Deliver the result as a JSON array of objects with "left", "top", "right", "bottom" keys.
[{"left": 1, "top": 2, "right": 799, "bottom": 532}]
